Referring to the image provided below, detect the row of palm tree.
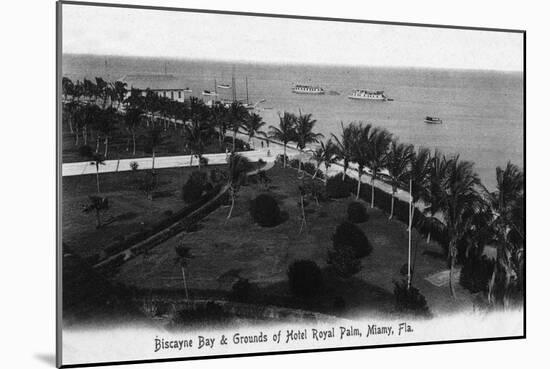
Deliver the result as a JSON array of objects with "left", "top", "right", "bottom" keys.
[
  {"left": 308, "top": 121, "right": 523, "bottom": 301},
  {"left": 63, "top": 77, "right": 269, "bottom": 162}
]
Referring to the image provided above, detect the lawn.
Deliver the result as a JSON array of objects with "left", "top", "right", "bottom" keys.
[
  {"left": 62, "top": 165, "right": 228, "bottom": 260},
  {"left": 113, "top": 165, "right": 475, "bottom": 317}
]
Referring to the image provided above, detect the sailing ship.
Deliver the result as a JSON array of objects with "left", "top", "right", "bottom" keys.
[
  {"left": 347, "top": 89, "right": 388, "bottom": 101},
  {"left": 292, "top": 84, "right": 325, "bottom": 95}
]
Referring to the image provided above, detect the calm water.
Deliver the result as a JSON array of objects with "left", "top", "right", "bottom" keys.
[{"left": 63, "top": 54, "right": 524, "bottom": 190}]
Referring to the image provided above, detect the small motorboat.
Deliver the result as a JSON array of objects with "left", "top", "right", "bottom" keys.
[
  {"left": 424, "top": 116, "right": 443, "bottom": 124},
  {"left": 202, "top": 90, "right": 218, "bottom": 97}
]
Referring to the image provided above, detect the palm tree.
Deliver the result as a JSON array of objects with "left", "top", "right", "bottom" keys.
[
  {"left": 366, "top": 127, "right": 392, "bottom": 208},
  {"left": 175, "top": 244, "right": 193, "bottom": 301},
  {"left": 62, "top": 77, "right": 74, "bottom": 101},
  {"left": 125, "top": 106, "right": 142, "bottom": 156},
  {"left": 310, "top": 139, "right": 337, "bottom": 179},
  {"left": 148, "top": 126, "right": 163, "bottom": 175},
  {"left": 407, "top": 147, "right": 432, "bottom": 229},
  {"left": 485, "top": 162, "right": 524, "bottom": 304},
  {"left": 95, "top": 77, "right": 110, "bottom": 108},
  {"left": 84, "top": 195, "right": 109, "bottom": 229},
  {"left": 183, "top": 120, "right": 209, "bottom": 170},
  {"left": 269, "top": 112, "right": 296, "bottom": 168},
  {"left": 439, "top": 155, "right": 481, "bottom": 298},
  {"left": 96, "top": 107, "right": 118, "bottom": 157},
  {"left": 209, "top": 103, "right": 228, "bottom": 150},
  {"left": 350, "top": 123, "right": 371, "bottom": 199},
  {"left": 386, "top": 140, "right": 414, "bottom": 219},
  {"left": 226, "top": 153, "right": 253, "bottom": 220},
  {"left": 332, "top": 121, "right": 355, "bottom": 180},
  {"left": 227, "top": 101, "right": 249, "bottom": 152},
  {"left": 89, "top": 152, "right": 105, "bottom": 194},
  {"left": 294, "top": 111, "right": 324, "bottom": 175},
  {"left": 112, "top": 80, "right": 128, "bottom": 109},
  {"left": 244, "top": 113, "right": 267, "bottom": 145},
  {"left": 423, "top": 150, "right": 447, "bottom": 243}
]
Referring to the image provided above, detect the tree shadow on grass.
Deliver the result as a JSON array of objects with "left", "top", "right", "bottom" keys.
[{"left": 232, "top": 267, "right": 396, "bottom": 317}]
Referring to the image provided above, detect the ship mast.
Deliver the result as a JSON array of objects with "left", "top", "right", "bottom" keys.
[
  {"left": 232, "top": 66, "right": 237, "bottom": 102},
  {"left": 246, "top": 76, "right": 249, "bottom": 105}
]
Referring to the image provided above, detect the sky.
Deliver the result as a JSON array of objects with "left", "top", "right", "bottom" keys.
[{"left": 62, "top": 4, "right": 524, "bottom": 71}]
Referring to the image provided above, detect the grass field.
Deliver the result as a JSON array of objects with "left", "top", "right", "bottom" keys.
[
  {"left": 62, "top": 165, "right": 228, "bottom": 259},
  {"left": 113, "top": 165, "right": 475, "bottom": 317}
]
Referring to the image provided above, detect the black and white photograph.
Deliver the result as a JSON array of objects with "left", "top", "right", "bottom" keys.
[{"left": 56, "top": 1, "right": 526, "bottom": 367}]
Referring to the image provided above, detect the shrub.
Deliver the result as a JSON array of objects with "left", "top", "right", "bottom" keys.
[
  {"left": 78, "top": 145, "right": 94, "bottom": 158},
  {"left": 249, "top": 194, "right": 281, "bottom": 227},
  {"left": 289, "top": 159, "right": 300, "bottom": 169},
  {"left": 326, "top": 175, "right": 352, "bottom": 198},
  {"left": 199, "top": 156, "right": 209, "bottom": 167},
  {"left": 287, "top": 260, "right": 323, "bottom": 297},
  {"left": 130, "top": 161, "right": 139, "bottom": 171},
  {"left": 302, "top": 162, "right": 316, "bottom": 175},
  {"left": 182, "top": 171, "right": 209, "bottom": 203},
  {"left": 332, "top": 221, "right": 373, "bottom": 258},
  {"left": 393, "top": 279, "right": 430, "bottom": 316},
  {"left": 460, "top": 254, "right": 495, "bottom": 293},
  {"left": 327, "top": 244, "right": 361, "bottom": 278},
  {"left": 275, "top": 154, "right": 289, "bottom": 167},
  {"left": 229, "top": 279, "right": 257, "bottom": 302},
  {"left": 347, "top": 201, "right": 369, "bottom": 223},
  {"left": 209, "top": 168, "right": 227, "bottom": 185}
]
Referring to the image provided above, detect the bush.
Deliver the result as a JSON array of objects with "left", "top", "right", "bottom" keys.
[
  {"left": 393, "top": 279, "right": 430, "bottom": 316},
  {"left": 347, "top": 201, "right": 369, "bottom": 223},
  {"left": 182, "top": 171, "right": 209, "bottom": 203},
  {"left": 327, "top": 244, "right": 361, "bottom": 278},
  {"left": 229, "top": 279, "right": 257, "bottom": 302},
  {"left": 275, "top": 154, "right": 289, "bottom": 167},
  {"left": 326, "top": 175, "right": 353, "bottom": 198},
  {"left": 130, "top": 161, "right": 139, "bottom": 171},
  {"left": 209, "top": 168, "right": 227, "bottom": 185},
  {"left": 249, "top": 194, "right": 281, "bottom": 227},
  {"left": 332, "top": 221, "right": 373, "bottom": 258},
  {"left": 460, "top": 254, "right": 495, "bottom": 293},
  {"left": 289, "top": 159, "right": 300, "bottom": 169},
  {"left": 287, "top": 260, "right": 323, "bottom": 297}
]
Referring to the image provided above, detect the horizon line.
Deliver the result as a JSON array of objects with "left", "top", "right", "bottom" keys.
[{"left": 62, "top": 53, "right": 523, "bottom": 74}]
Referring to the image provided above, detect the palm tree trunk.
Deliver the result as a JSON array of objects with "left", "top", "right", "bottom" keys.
[
  {"left": 151, "top": 149, "right": 156, "bottom": 174},
  {"left": 95, "top": 208, "right": 102, "bottom": 228},
  {"left": 95, "top": 135, "right": 100, "bottom": 153},
  {"left": 132, "top": 132, "right": 136, "bottom": 156},
  {"left": 283, "top": 144, "right": 287, "bottom": 168},
  {"left": 356, "top": 172, "right": 361, "bottom": 200},
  {"left": 104, "top": 137, "right": 109, "bottom": 157},
  {"left": 181, "top": 265, "right": 189, "bottom": 301},
  {"left": 226, "top": 188, "right": 235, "bottom": 220},
  {"left": 232, "top": 129, "right": 237, "bottom": 153},
  {"left": 299, "top": 195, "right": 307, "bottom": 234},
  {"left": 390, "top": 191, "right": 395, "bottom": 219},
  {"left": 370, "top": 176, "right": 375, "bottom": 208},
  {"left": 95, "top": 167, "right": 101, "bottom": 194},
  {"left": 449, "top": 239, "right": 457, "bottom": 298}
]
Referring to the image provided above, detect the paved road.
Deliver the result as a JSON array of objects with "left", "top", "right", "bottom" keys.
[{"left": 62, "top": 131, "right": 417, "bottom": 205}]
